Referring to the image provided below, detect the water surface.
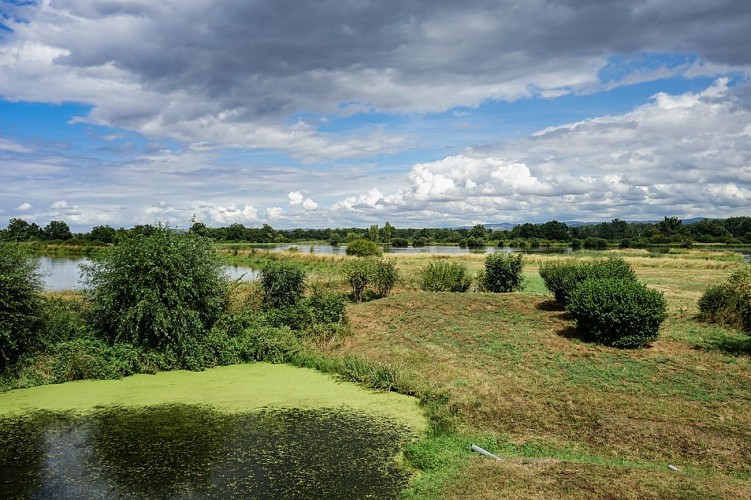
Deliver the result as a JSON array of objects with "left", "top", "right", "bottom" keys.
[{"left": 0, "top": 405, "right": 413, "bottom": 499}]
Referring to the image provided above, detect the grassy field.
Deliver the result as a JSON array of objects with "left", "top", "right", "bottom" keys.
[{"left": 229, "top": 248, "right": 751, "bottom": 498}]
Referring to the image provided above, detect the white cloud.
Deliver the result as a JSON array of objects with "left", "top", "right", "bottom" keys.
[
  {"left": 16, "top": 202, "right": 33, "bottom": 211},
  {"left": 288, "top": 191, "right": 304, "bottom": 206},
  {"left": 289, "top": 191, "right": 319, "bottom": 211},
  {"left": 332, "top": 80, "right": 751, "bottom": 223},
  {"left": 51, "top": 200, "right": 69, "bottom": 209},
  {"left": 302, "top": 198, "right": 319, "bottom": 211}
]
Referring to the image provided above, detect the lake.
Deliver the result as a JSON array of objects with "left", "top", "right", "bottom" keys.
[
  {"left": 0, "top": 364, "right": 426, "bottom": 499},
  {"left": 36, "top": 257, "right": 259, "bottom": 291}
]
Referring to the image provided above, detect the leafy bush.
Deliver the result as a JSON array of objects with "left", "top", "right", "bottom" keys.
[
  {"left": 370, "top": 259, "right": 398, "bottom": 297},
  {"left": 258, "top": 261, "right": 307, "bottom": 309},
  {"left": 346, "top": 239, "right": 382, "bottom": 257},
  {"left": 305, "top": 287, "right": 348, "bottom": 328},
  {"left": 342, "top": 258, "right": 372, "bottom": 302},
  {"left": 583, "top": 237, "right": 608, "bottom": 249},
  {"left": 539, "top": 257, "right": 636, "bottom": 304},
  {"left": 567, "top": 278, "right": 667, "bottom": 348},
  {"left": 419, "top": 260, "right": 472, "bottom": 292},
  {"left": 41, "top": 296, "right": 89, "bottom": 347},
  {"left": 50, "top": 338, "right": 143, "bottom": 382},
  {"left": 480, "top": 253, "right": 524, "bottom": 293},
  {"left": 342, "top": 258, "right": 398, "bottom": 301},
  {"left": 236, "top": 326, "right": 302, "bottom": 363},
  {"left": 0, "top": 243, "right": 46, "bottom": 369},
  {"left": 698, "top": 268, "right": 751, "bottom": 333},
  {"left": 82, "top": 226, "right": 230, "bottom": 349}
]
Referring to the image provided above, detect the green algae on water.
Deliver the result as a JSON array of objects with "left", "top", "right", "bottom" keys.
[{"left": 0, "top": 363, "right": 427, "bottom": 434}]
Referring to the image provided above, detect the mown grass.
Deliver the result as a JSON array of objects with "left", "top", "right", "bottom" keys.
[{"left": 311, "top": 249, "right": 751, "bottom": 497}]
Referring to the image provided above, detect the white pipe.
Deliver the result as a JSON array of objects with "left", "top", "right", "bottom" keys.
[{"left": 471, "top": 444, "right": 503, "bottom": 461}]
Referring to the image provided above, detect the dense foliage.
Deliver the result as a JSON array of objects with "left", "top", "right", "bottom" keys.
[
  {"left": 342, "top": 258, "right": 398, "bottom": 301},
  {"left": 698, "top": 268, "right": 751, "bottom": 334},
  {"left": 259, "top": 261, "right": 307, "bottom": 309},
  {"left": 0, "top": 244, "right": 46, "bottom": 368},
  {"left": 345, "top": 239, "right": 382, "bottom": 257},
  {"left": 419, "top": 260, "right": 472, "bottom": 292},
  {"left": 479, "top": 253, "right": 524, "bottom": 293},
  {"left": 567, "top": 278, "right": 667, "bottom": 348},
  {"left": 82, "top": 227, "right": 230, "bottom": 349},
  {"left": 540, "top": 257, "right": 636, "bottom": 304}
]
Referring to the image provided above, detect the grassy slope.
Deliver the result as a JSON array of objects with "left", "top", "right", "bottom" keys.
[{"left": 323, "top": 249, "right": 751, "bottom": 498}]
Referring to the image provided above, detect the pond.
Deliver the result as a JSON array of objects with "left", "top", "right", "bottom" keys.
[
  {"left": 36, "top": 257, "right": 259, "bottom": 291},
  {"left": 0, "top": 364, "right": 425, "bottom": 499}
]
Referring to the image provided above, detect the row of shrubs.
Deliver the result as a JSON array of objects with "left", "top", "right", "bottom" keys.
[
  {"left": 414, "top": 251, "right": 668, "bottom": 349},
  {"left": 418, "top": 253, "right": 525, "bottom": 293}
]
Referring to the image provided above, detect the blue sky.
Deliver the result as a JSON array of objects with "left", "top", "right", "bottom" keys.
[{"left": 1, "top": 1, "right": 750, "bottom": 231}]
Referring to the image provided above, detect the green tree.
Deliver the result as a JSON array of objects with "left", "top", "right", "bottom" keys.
[
  {"left": 90, "top": 225, "right": 117, "bottom": 244},
  {"left": 6, "top": 218, "right": 41, "bottom": 242},
  {"left": 82, "top": 226, "right": 230, "bottom": 349},
  {"left": 657, "top": 216, "right": 683, "bottom": 238},
  {"left": 383, "top": 222, "right": 393, "bottom": 245},
  {"left": 42, "top": 220, "right": 73, "bottom": 241},
  {"left": 0, "top": 243, "right": 46, "bottom": 368},
  {"left": 368, "top": 224, "right": 380, "bottom": 243}
]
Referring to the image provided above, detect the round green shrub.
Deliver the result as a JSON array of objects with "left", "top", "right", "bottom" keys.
[
  {"left": 419, "top": 260, "right": 472, "bottom": 292},
  {"left": 82, "top": 226, "right": 230, "bottom": 349},
  {"left": 345, "top": 239, "right": 382, "bottom": 257},
  {"left": 480, "top": 253, "right": 524, "bottom": 293},
  {"left": 567, "top": 278, "right": 667, "bottom": 348},
  {"left": 259, "top": 261, "right": 307, "bottom": 309},
  {"left": 0, "top": 243, "right": 46, "bottom": 369},
  {"left": 539, "top": 257, "right": 636, "bottom": 304}
]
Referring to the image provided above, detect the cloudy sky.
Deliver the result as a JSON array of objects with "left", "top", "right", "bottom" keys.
[{"left": 1, "top": 0, "right": 750, "bottom": 231}]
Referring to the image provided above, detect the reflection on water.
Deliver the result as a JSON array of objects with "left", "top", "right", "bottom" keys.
[
  {"left": 36, "top": 257, "right": 259, "bottom": 291},
  {"left": 0, "top": 405, "right": 413, "bottom": 499}
]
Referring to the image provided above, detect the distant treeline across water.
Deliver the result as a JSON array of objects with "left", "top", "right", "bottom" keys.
[{"left": 3, "top": 216, "right": 751, "bottom": 248}]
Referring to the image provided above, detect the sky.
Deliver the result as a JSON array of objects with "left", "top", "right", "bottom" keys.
[{"left": 1, "top": 0, "right": 750, "bottom": 231}]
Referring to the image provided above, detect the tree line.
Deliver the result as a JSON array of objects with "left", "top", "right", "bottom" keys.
[{"left": 2, "top": 216, "right": 750, "bottom": 247}]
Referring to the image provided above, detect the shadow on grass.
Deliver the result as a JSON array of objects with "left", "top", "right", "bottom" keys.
[
  {"left": 697, "top": 332, "right": 751, "bottom": 356},
  {"left": 556, "top": 325, "right": 581, "bottom": 340},
  {"left": 536, "top": 299, "right": 565, "bottom": 312}
]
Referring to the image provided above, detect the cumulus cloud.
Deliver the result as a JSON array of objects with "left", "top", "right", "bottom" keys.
[
  {"left": 333, "top": 80, "right": 751, "bottom": 222},
  {"left": 288, "top": 191, "right": 319, "bottom": 211},
  {"left": 15, "top": 202, "right": 32, "bottom": 211}
]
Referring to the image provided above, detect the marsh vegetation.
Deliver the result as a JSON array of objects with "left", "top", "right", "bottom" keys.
[{"left": 2, "top": 229, "right": 751, "bottom": 497}]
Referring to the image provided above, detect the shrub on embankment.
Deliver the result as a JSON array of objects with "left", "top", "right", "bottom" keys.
[
  {"left": 419, "top": 260, "right": 472, "bottom": 292},
  {"left": 698, "top": 267, "right": 751, "bottom": 334},
  {"left": 566, "top": 278, "right": 667, "bottom": 348},
  {"left": 82, "top": 226, "right": 231, "bottom": 349},
  {"left": 539, "top": 257, "right": 636, "bottom": 304}
]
